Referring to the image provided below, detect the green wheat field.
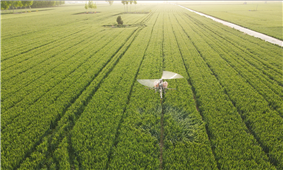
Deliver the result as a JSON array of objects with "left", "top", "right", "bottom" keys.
[{"left": 1, "top": 2, "right": 282, "bottom": 169}]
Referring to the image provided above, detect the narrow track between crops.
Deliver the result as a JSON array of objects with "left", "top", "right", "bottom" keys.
[
  {"left": 170, "top": 12, "right": 220, "bottom": 169},
  {"left": 159, "top": 98, "right": 164, "bottom": 170}
]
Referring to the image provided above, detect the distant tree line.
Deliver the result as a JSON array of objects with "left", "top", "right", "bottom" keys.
[
  {"left": 105, "top": 1, "right": 114, "bottom": 6},
  {"left": 121, "top": 0, "right": 137, "bottom": 13},
  {"left": 1, "top": 1, "right": 65, "bottom": 12},
  {"left": 84, "top": 0, "right": 97, "bottom": 13},
  {"left": 31, "top": 1, "right": 65, "bottom": 8}
]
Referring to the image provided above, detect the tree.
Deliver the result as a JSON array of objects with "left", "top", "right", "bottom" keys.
[
  {"left": 10, "top": 1, "right": 21, "bottom": 13},
  {"left": 88, "top": 1, "right": 93, "bottom": 13},
  {"left": 88, "top": 1, "right": 97, "bottom": 13},
  {"left": 129, "top": 0, "right": 133, "bottom": 12},
  {"left": 125, "top": 1, "right": 128, "bottom": 12},
  {"left": 85, "top": 3, "right": 88, "bottom": 13},
  {"left": 27, "top": 1, "right": 33, "bottom": 11},
  {"left": 134, "top": 0, "right": 137, "bottom": 13},
  {"left": 93, "top": 2, "right": 97, "bottom": 13},
  {"left": 117, "top": 16, "right": 123, "bottom": 25},
  {"left": 121, "top": 0, "right": 126, "bottom": 12},
  {"left": 106, "top": 1, "right": 113, "bottom": 6},
  {"left": 22, "top": 1, "right": 30, "bottom": 12},
  {"left": 1, "top": 1, "right": 12, "bottom": 11},
  {"left": 17, "top": 1, "right": 23, "bottom": 12},
  {"left": 31, "top": 1, "right": 61, "bottom": 8}
]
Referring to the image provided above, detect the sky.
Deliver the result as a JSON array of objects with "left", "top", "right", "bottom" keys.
[{"left": 65, "top": 1, "right": 166, "bottom": 4}]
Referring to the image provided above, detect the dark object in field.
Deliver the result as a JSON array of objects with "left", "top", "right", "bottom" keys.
[{"left": 117, "top": 16, "right": 123, "bottom": 25}]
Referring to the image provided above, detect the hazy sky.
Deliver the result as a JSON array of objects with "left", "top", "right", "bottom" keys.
[{"left": 65, "top": 1, "right": 166, "bottom": 4}]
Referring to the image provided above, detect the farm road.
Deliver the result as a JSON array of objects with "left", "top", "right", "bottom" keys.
[{"left": 178, "top": 5, "right": 283, "bottom": 47}]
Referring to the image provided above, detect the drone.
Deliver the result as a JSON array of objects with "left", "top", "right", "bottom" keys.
[{"left": 137, "top": 71, "right": 184, "bottom": 99}]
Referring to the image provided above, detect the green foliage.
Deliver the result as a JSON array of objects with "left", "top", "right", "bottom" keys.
[
  {"left": 31, "top": 1, "right": 64, "bottom": 8},
  {"left": 117, "top": 16, "right": 123, "bottom": 25},
  {"left": 1, "top": 1, "right": 12, "bottom": 10},
  {"left": 87, "top": 1, "right": 97, "bottom": 13},
  {"left": 1, "top": 4, "right": 282, "bottom": 170},
  {"left": 106, "top": 1, "right": 114, "bottom": 6}
]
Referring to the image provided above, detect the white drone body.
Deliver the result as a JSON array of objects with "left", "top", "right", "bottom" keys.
[{"left": 137, "top": 71, "right": 184, "bottom": 98}]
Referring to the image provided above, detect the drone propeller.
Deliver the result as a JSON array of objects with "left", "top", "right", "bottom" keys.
[
  {"left": 161, "top": 71, "right": 183, "bottom": 79},
  {"left": 137, "top": 71, "right": 183, "bottom": 99},
  {"left": 137, "top": 71, "right": 183, "bottom": 89},
  {"left": 137, "top": 79, "right": 159, "bottom": 88}
]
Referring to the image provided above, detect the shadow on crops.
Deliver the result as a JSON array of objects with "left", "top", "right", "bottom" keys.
[{"left": 163, "top": 105, "right": 204, "bottom": 144}]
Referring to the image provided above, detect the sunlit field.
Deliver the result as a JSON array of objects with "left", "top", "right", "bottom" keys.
[
  {"left": 179, "top": 1, "right": 282, "bottom": 40},
  {"left": 1, "top": 2, "right": 283, "bottom": 169}
]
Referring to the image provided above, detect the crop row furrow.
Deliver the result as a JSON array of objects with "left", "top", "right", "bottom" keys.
[
  {"left": 183, "top": 13, "right": 283, "bottom": 116},
  {"left": 206, "top": 17, "right": 283, "bottom": 59},
  {"left": 1, "top": 24, "right": 89, "bottom": 62},
  {"left": 2, "top": 28, "right": 127, "bottom": 129},
  {"left": 184, "top": 13, "right": 283, "bottom": 87},
  {"left": 1, "top": 9, "right": 135, "bottom": 58},
  {"left": 180, "top": 10, "right": 282, "bottom": 62},
  {"left": 1, "top": 29, "right": 121, "bottom": 114},
  {"left": 17, "top": 27, "right": 142, "bottom": 170},
  {"left": 185, "top": 13, "right": 282, "bottom": 70},
  {"left": 184, "top": 13, "right": 283, "bottom": 80},
  {"left": 1, "top": 13, "right": 118, "bottom": 56},
  {"left": 175, "top": 10, "right": 275, "bottom": 169},
  {"left": 1, "top": 26, "right": 140, "bottom": 170},
  {"left": 161, "top": 12, "right": 218, "bottom": 169},
  {"left": 1, "top": 28, "right": 111, "bottom": 98},
  {"left": 193, "top": 26, "right": 283, "bottom": 98},
  {"left": 70, "top": 13, "right": 157, "bottom": 169},
  {"left": 1, "top": 27, "right": 94, "bottom": 77},
  {"left": 107, "top": 12, "right": 163, "bottom": 170},
  {"left": 1, "top": 14, "right": 102, "bottom": 41},
  {"left": 180, "top": 11, "right": 283, "bottom": 169}
]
